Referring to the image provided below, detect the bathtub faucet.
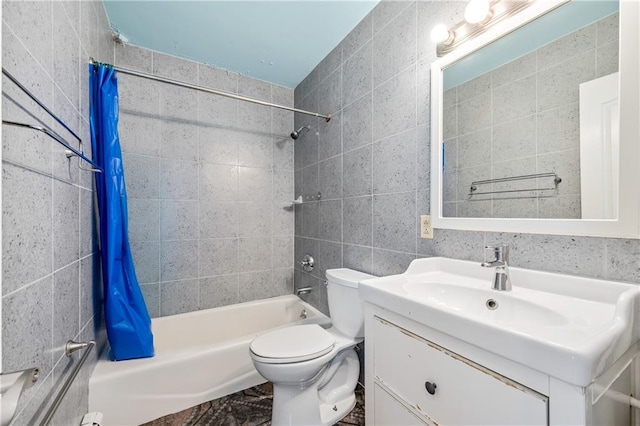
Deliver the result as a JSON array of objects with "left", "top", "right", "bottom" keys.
[{"left": 296, "top": 287, "right": 312, "bottom": 296}]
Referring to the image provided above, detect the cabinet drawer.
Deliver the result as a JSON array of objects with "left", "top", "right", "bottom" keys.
[
  {"left": 373, "top": 317, "right": 548, "bottom": 425},
  {"left": 374, "top": 384, "right": 426, "bottom": 425}
]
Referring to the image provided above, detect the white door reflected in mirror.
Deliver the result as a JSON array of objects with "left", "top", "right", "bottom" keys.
[{"left": 579, "top": 72, "right": 619, "bottom": 220}]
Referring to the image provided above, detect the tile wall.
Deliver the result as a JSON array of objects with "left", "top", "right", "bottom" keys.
[
  {"left": 442, "top": 13, "right": 619, "bottom": 219},
  {"left": 2, "top": 1, "right": 113, "bottom": 424},
  {"left": 294, "top": 1, "right": 639, "bottom": 315},
  {"left": 115, "top": 44, "right": 295, "bottom": 317}
]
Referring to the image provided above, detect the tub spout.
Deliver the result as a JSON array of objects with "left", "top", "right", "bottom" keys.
[{"left": 296, "top": 287, "right": 312, "bottom": 296}]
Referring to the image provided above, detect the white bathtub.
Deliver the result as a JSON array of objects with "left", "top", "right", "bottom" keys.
[{"left": 88, "top": 295, "right": 330, "bottom": 426}]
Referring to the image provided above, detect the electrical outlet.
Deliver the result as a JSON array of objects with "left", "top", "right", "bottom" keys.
[{"left": 420, "top": 215, "right": 433, "bottom": 239}]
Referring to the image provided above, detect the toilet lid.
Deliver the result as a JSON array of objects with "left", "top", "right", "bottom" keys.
[{"left": 250, "top": 324, "right": 335, "bottom": 363}]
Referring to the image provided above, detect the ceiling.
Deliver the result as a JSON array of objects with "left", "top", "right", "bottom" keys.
[{"left": 103, "top": 1, "right": 379, "bottom": 88}]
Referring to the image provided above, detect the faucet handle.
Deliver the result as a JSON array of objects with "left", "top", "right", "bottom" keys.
[{"left": 484, "top": 245, "right": 509, "bottom": 262}]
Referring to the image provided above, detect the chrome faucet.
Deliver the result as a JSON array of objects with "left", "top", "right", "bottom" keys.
[{"left": 481, "top": 245, "right": 512, "bottom": 291}]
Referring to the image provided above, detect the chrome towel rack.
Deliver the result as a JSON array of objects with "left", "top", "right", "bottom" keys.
[
  {"left": 469, "top": 172, "right": 562, "bottom": 196},
  {"left": 39, "top": 340, "right": 96, "bottom": 426},
  {"left": 1, "top": 68, "right": 103, "bottom": 173}
]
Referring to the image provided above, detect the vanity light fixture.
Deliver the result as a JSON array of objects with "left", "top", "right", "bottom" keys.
[{"left": 433, "top": 0, "right": 538, "bottom": 57}]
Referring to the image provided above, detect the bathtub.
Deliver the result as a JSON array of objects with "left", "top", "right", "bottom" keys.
[{"left": 88, "top": 295, "right": 330, "bottom": 426}]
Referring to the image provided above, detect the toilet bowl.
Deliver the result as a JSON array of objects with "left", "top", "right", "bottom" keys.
[{"left": 249, "top": 268, "right": 374, "bottom": 426}]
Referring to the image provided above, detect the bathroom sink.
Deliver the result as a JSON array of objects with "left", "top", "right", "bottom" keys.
[
  {"left": 359, "top": 257, "right": 640, "bottom": 387},
  {"left": 402, "top": 281, "right": 568, "bottom": 327}
]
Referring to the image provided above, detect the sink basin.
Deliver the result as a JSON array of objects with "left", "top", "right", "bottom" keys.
[
  {"left": 403, "top": 281, "right": 568, "bottom": 327},
  {"left": 359, "top": 257, "right": 640, "bottom": 387}
]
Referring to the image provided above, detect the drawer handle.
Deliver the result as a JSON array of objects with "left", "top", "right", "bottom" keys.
[{"left": 425, "top": 381, "right": 437, "bottom": 395}]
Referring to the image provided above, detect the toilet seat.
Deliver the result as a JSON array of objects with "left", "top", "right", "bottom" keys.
[{"left": 250, "top": 324, "right": 335, "bottom": 364}]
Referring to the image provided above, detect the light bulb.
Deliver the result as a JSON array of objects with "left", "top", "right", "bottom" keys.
[
  {"left": 431, "top": 24, "right": 452, "bottom": 44},
  {"left": 465, "top": 0, "right": 491, "bottom": 24}
]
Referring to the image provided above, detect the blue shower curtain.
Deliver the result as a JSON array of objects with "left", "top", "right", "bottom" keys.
[{"left": 89, "top": 64, "right": 154, "bottom": 361}]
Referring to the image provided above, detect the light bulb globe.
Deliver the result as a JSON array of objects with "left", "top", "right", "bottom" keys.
[
  {"left": 431, "top": 24, "right": 451, "bottom": 43},
  {"left": 465, "top": 0, "right": 491, "bottom": 24}
]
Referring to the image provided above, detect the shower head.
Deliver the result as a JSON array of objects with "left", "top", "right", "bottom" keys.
[{"left": 290, "top": 125, "right": 310, "bottom": 140}]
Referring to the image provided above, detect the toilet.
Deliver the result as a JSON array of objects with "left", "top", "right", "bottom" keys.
[{"left": 249, "top": 268, "right": 374, "bottom": 426}]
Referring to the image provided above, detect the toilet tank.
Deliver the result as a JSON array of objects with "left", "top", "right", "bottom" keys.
[{"left": 326, "top": 268, "right": 375, "bottom": 339}]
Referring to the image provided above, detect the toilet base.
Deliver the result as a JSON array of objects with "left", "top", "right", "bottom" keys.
[
  {"left": 270, "top": 349, "right": 360, "bottom": 426},
  {"left": 271, "top": 383, "right": 356, "bottom": 426}
]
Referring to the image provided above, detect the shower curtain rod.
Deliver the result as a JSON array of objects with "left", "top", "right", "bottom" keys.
[{"left": 89, "top": 59, "right": 331, "bottom": 122}]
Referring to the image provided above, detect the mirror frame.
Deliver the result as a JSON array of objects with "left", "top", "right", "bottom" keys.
[{"left": 431, "top": 0, "right": 640, "bottom": 238}]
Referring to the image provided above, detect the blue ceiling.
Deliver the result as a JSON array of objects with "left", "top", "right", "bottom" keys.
[{"left": 103, "top": 1, "right": 379, "bottom": 88}]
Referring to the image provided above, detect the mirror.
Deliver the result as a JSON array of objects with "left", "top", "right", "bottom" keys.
[{"left": 431, "top": 0, "right": 640, "bottom": 238}]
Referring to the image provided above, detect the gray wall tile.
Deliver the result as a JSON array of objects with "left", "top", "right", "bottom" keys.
[
  {"left": 131, "top": 241, "right": 160, "bottom": 284},
  {"left": 128, "top": 199, "right": 160, "bottom": 242},
  {"left": 342, "top": 41, "right": 372, "bottom": 107},
  {"left": 53, "top": 180, "right": 79, "bottom": 270},
  {"left": 160, "top": 121, "right": 199, "bottom": 161},
  {"left": 492, "top": 75, "right": 536, "bottom": 125},
  {"left": 343, "top": 196, "right": 373, "bottom": 246},
  {"left": 199, "top": 238, "right": 238, "bottom": 277},
  {"left": 373, "top": 2, "right": 416, "bottom": 87},
  {"left": 372, "top": 249, "right": 416, "bottom": 276},
  {"left": 140, "top": 283, "right": 160, "bottom": 318},
  {"left": 373, "top": 192, "right": 416, "bottom": 252},
  {"left": 2, "top": 163, "right": 52, "bottom": 294},
  {"left": 239, "top": 271, "right": 286, "bottom": 302},
  {"left": 115, "top": 43, "right": 153, "bottom": 72},
  {"left": 343, "top": 145, "right": 372, "bottom": 197},
  {"left": 373, "top": 129, "right": 417, "bottom": 194},
  {"left": 3, "top": 276, "right": 54, "bottom": 390},
  {"left": 238, "top": 238, "right": 272, "bottom": 272},
  {"left": 53, "top": 263, "right": 80, "bottom": 359},
  {"left": 238, "top": 167, "right": 272, "bottom": 202},
  {"left": 153, "top": 52, "right": 198, "bottom": 84},
  {"left": 372, "top": 65, "right": 416, "bottom": 140},
  {"left": 315, "top": 240, "right": 343, "bottom": 280},
  {"left": 161, "top": 240, "right": 198, "bottom": 281},
  {"left": 200, "top": 275, "right": 239, "bottom": 309},
  {"left": 318, "top": 200, "right": 343, "bottom": 243},
  {"left": 160, "top": 279, "right": 199, "bottom": 316},
  {"left": 200, "top": 201, "right": 239, "bottom": 238},
  {"left": 319, "top": 156, "right": 343, "bottom": 200},
  {"left": 606, "top": 239, "right": 640, "bottom": 283},
  {"left": 537, "top": 25, "right": 596, "bottom": 71},
  {"left": 273, "top": 236, "right": 294, "bottom": 269},
  {"left": 119, "top": 114, "right": 161, "bottom": 157},
  {"left": 200, "top": 164, "right": 238, "bottom": 201},
  {"left": 123, "top": 154, "right": 160, "bottom": 199},
  {"left": 537, "top": 51, "right": 595, "bottom": 112},
  {"left": 318, "top": 111, "right": 342, "bottom": 161},
  {"left": 343, "top": 244, "right": 373, "bottom": 274},
  {"left": 160, "top": 159, "right": 199, "bottom": 200},
  {"left": 238, "top": 202, "right": 272, "bottom": 237},
  {"left": 342, "top": 13, "right": 372, "bottom": 61},
  {"left": 485, "top": 233, "right": 606, "bottom": 279},
  {"left": 160, "top": 200, "right": 199, "bottom": 241},
  {"left": 343, "top": 93, "right": 373, "bottom": 152}
]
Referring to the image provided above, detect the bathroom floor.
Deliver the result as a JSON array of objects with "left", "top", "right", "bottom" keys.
[{"left": 141, "top": 383, "right": 365, "bottom": 426}]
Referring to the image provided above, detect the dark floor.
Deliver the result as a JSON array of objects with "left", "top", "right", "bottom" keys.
[{"left": 141, "top": 383, "right": 365, "bottom": 426}]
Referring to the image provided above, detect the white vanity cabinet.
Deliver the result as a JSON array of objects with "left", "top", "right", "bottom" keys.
[{"left": 364, "top": 304, "right": 639, "bottom": 426}]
